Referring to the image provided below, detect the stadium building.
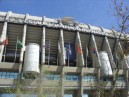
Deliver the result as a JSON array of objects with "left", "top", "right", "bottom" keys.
[{"left": 0, "top": 11, "right": 129, "bottom": 97}]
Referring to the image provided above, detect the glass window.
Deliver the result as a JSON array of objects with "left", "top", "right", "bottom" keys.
[
  {"left": 65, "top": 74, "right": 79, "bottom": 81},
  {"left": 45, "top": 73, "right": 60, "bottom": 80},
  {"left": 83, "top": 75, "right": 97, "bottom": 81},
  {"left": 116, "top": 76, "right": 125, "bottom": 82},
  {"left": 0, "top": 72, "right": 19, "bottom": 79}
]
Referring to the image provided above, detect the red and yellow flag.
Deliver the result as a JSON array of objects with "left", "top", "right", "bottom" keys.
[
  {"left": 76, "top": 45, "right": 83, "bottom": 54},
  {"left": 2, "top": 37, "right": 8, "bottom": 46}
]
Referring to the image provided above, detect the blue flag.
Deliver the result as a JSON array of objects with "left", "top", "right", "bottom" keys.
[
  {"left": 43, "top": 40, "right": 51, "bottom": 48},
  {"left": 64, "top": 42, "right": 76, "bottom": 60}
]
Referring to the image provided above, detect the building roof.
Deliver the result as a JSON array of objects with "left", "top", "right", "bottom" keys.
[{"left": 0, "top": 11, "right": 127, "bottom": 39}]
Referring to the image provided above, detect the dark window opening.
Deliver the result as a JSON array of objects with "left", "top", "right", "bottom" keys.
[
  {"left": 2, "top": 52, "right": 20, "bottom": 63},
  {"left": 87, "top": 57, "right": 93, "bottom": 68},
  {"left": 101, "top": 76, "right": 113, "bottom": 82},
  {"left": 45, "top": 53, "right": 58, "bottom": 66},
  {"left": 64, "top": 42, "right": 76, "bottom": 67}
]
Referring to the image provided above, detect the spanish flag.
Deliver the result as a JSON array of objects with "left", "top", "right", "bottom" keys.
[{"left": 2, "top": 37, "right": 8, "bottom": 46}]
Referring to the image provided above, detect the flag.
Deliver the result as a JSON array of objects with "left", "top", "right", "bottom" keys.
[
  {"left": 93, "top": 48, "right": 98, "bottom": 57},
  {"left": 43, "top": 40, "right": 51, "bottom": 48},
  {"left": 64, "top": 43, "right": 72, "bottom": 59},
  {"left": 2, "top": 37, "right": 8, "bottom": 46},
  {"left": 76, "top": 45, "right": 83, "bottom": 54},
  {"left": 66, "top": 44, "right": 72, "bottom": 55},
  {"left": 75, "top": 36, "right": 83, "bottom": 54},
  {"left": 46, "top": 40, "right": 51, "bottom": 48},
  {"left": 86, "top": 45, "right": 88, "bottom": 57},
  {"left": 17, "top": 39, "right": 23, "bottom": 48}
]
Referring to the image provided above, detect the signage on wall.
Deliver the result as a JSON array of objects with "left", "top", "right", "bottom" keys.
[{"left": 0, "top": 15, "right": 115, "bottom": 37}]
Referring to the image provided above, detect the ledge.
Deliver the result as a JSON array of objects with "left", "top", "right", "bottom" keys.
[{"left": 0, "top": 62, "right": 19, "bottom": 71}]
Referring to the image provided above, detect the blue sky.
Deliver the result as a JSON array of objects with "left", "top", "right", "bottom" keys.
[{"left": 0, "top": 0, "right": 126, "bottom": 29}]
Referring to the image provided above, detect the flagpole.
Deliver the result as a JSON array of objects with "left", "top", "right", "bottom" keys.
[
  {"left": 68, "top": 42, "right": 70, "bottom": 67},
  {"left": 14, "top": 37, "right": 18, "bottom": 63},
  {"left": 86, "top": 44, "right": 88, "bottom": 67},
  {"left": 3, "top": 46, "right": 6, "bottom": 62},
  {"left": 57, "top": 53, "right": 58, "bottom": 66},
  {"left": 48, "top": 40, "right": 51, "bottom": 66},
  {"left": 48, "top": 47, "right": 50, "bottom": 65}
]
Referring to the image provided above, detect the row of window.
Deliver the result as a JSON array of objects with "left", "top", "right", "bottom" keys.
[
  {"left": 0, "top": 72, "right": 19, "bottom": 79},
  {"left": 44, "top": 74, "right": 125, "bottom": 82},
  {"left": 3, "top": 42, "right": 93, "bottom": 67},
  {"left": 0, "top": 72, "right": 125, "bottom": 82},
  {"left": 0, "top": 94, "right": 88, "bottom": 97}
]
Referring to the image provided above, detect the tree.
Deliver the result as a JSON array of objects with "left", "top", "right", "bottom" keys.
[{"left": 111, "top": 0, "right": 129, "bottom": 96}]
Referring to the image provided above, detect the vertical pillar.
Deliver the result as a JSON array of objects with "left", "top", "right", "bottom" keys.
[
  {"left": 60, "top": 67, "right": 64, "bottom": 97},
  {"left": 38, "top": 26, "right": 46, "bottom": 97},
  {"left": 75, "top": 32, "right": 85, "bottom": 67},
  {"left": 116, "top": 39, "right": 128, "bottom": 69},
  {"left": 0, "top": 11, "right": 12, "bottom": 62},
  {"left": 41, "top": 26, "right": 46, "bottom": 65},
  {"left": 19, "top": 14, "right": 29, "bottom": 63},
  {"left": 18, "top": 14, "right": 29, "bottom": 75},
  {"left": 0, "top": 22, "right": 7, "bottom": 62},
  {"left": 90, "top": 34, "right": 101, "bottom": 68},
  {"left": 19, "top": 24, "right": 27, "bottom": 63},
  {"left": 96, "top": 68, "right": 100, "bottom": 97},
  {"left": 80, "top": 68, "right": 84, "bottom": 97},
  {"left": 90, "top": 34, "right": 101, "bottom": 97},
  {"left": 102, "top": 37, "right": 116, "bottom": 69},
  {"left": 124, "top": 69, "right": 129, "bottom": 97},
  {"left": 16, "top": 14, "right": 28, "bottom": 97},
  {"left": 58, "top": 29, "right": 65, "bottom": 66}
]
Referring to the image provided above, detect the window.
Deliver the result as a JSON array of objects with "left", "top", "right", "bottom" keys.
[
  {"left": 116, "top": 76, "right": 125, "bottom": 82},
  {"left": 45, "top": 53, "right": 57, "bottom": 65},
  {"left": 64, "top": 42, "right": 76, "bottom": 66},
  {"left": 2, "top": 52, "right": 20, "bottom": 63},
  {"left": 65, "top": 74, "right": 79, "bottom": 81},
  {"left": 83, "top": 75, "right": 97, "bottom": 81},
  {"left": 102, "top": 77, "right": 112, "bottom": 82},
  {"left": 0, "top": 72, "right": 19, "bottom": 79},
  {"left": 45, "top": 73, "right": 60, "bottom": 80}
]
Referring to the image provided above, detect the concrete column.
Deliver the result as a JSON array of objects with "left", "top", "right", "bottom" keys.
[
  {"left": 19, "top": 14, "right": 29, "bottom": 75},
  {"left": 90, "top": 34, "right": 101, "bottom": 97},
  {"left": 123, "top": 69, "right": 129, "bottom": 97},
  {"left": 116, "top": 39, "right": 128, "bottom": 69},
  {"left": 0, "top": 11, "right": 12, "bottom": 62},
  {"left": 41, "top": 27, "right": 46, "bottom": 65},
  {"left": 96, "top": 68, "right": 100, "bottom": 97},
  {"left": 37, "top": 26, "right": 46, "bottom": 97},
  {"left": 19, "top": 14, "right": 29, "bottom": 63},
  {"left": 58, "top": 29, "right": 65, "bottom": 66},
  {"left": 102, "top": 37, "right": 116, "bottom": 69},
  {"left": 90, "top": 34, "right": 101, "bottom": 68},
  {"left": 19, "top": 24, "right": 27, "bottom": 62},
  {"left": 80, "top": 68, "right": 84, "bottom": 97},
  {"left": 61, "top": 67, "right": 64, "bottom": 97},
  {"left": 0, "top": 22, "right": 7, "bottom": 62},
  {"left": 0, "top": 22, "right": 7, "bottom": 42},
  {"left": 18, "top": 24, "right": 27, "bottom": 74},
  {"left": 75, "top": 32, "right": 85, "bottom": 67},
  {"left": 77, "top": 89, "right": 82, "bottom": 97}
]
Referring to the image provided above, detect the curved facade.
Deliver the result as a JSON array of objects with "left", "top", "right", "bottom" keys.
[{"left": 0, "top": 11, "right": 128, "bottom": 97}]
